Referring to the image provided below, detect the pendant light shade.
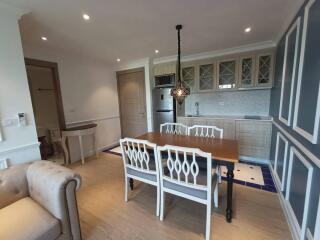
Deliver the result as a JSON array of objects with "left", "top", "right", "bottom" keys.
[{"left": 171, "top": 25, "right": 190, "bottom": 105}]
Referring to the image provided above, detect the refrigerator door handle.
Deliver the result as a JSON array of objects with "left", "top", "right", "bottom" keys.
[{"left": 156, "top": 110, "right": 173, "bottom": 113}]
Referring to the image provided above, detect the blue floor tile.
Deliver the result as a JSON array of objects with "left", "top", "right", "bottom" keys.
[
  {"left": 246, "top": 182, "right": 262, "bottom": 189},
  {"left": 262, "top": 185, "right": 277, "bottom": 193},
  {"left": 263, "top": 172, "right": 272, "bottom": 179},
  {"left": 233, "top": 179, "right": 245, "bottom": 185},
  {"left": 264, "top": 178, "right": 274, "bottom": 186}
]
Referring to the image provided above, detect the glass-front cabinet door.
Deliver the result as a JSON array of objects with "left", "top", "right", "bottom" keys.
[
  {"left": 199, "top": 64, "right": 214, "bottom": 91},
  {"left": 239, "top": 56, "right": 254, "bottom": 88},
  {"left": 217, "top": 59, "right": 236, "bottom": 89},
  {"left": 256, "top": 54, "right": 273, "bottom": 87},
  {"left": 182, "top": 66, "right": 195, "bottom": 91}
]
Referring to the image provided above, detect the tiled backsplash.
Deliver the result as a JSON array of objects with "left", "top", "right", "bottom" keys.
[{"left": 185, "top": 89, "right": 271, "bottom": 116}]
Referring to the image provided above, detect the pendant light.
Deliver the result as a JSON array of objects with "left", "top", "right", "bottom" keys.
[{"left": 170, "top": 25, "right": 190, "bottom": 105}]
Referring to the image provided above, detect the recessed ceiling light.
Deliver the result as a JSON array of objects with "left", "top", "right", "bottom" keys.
[
  {"left": 244, "top": 27, "right": 252, "bottom": 33},
  {"left": 155, "top": 49, "right": 159, "bottom": 54},
  {"left": 83, "top": 14, "right": 90, "bottom": 20},
  {"left": 117, "top": 58, "right": 121, "bottom": 62},
  {"left": 41, "top": 36, "right": 47, "bottom": 41}
]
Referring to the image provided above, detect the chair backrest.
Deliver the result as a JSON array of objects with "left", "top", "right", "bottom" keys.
[
  {"left": 157, "top": 145, "right": 212, "bottom": 191},
  {"left": 120, "top": 138, "right": 159, "bottom": 175},
  {"left": 160, "top": 123, "right": 188, "bottom": 135},
  {"left": 188, "top": 125, "right": 223, "bottom": 139}
]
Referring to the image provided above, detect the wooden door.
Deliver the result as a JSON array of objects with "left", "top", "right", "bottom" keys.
[{"left": 117, "top": 69, "right": 147, "bottom": 138}]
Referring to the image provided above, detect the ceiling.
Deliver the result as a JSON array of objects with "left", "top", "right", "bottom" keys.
[{"left": 7, "top": 0, "right": 304, "bottom": 64}]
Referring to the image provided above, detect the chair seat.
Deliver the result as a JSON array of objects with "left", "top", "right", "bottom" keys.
[
  {"left": 0, "top": 197, "right": 61, "bottom": 240},
  {"left": 163, "top": 169, "right": 217, "bottom": 200},
  {"left": 126, "top": 167, "right": 157, "bottom": 182}
]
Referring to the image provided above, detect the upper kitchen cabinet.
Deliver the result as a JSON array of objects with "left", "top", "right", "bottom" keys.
[
  {"left": 255, "top": 53, "right": 274, "bottom": 87},
  {"left": 199, "top": 63, "right": 215, "bottom": 92},
  {"left": 217, "top": 59, "right": 237, "bottom": 90},
  {"left": 153, "top": 48, "right": 275, "bottom": 92},
  {"left": 182, "top": 65, "right": 196, "bottom": 92},
  {"left": 154, "top": 62, "right": 176, "bottom": 76},
  {"left": 239, "top": 56, "right": 255, "bottom": 88}
]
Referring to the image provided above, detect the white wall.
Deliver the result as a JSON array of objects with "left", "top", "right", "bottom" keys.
[
  {"left": 23, "top": 44, "right": 121, "bottom": 162},
  {"left": 0, "top": 3, "right": 41, "bottom": 166}
]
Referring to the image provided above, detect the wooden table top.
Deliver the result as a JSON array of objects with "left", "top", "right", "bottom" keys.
[{"left": 137, "top": 132, "right": 239, "bottom": 163}]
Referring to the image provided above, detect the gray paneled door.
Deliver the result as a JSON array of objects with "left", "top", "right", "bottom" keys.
[{"left": 117, "top": 69, "right": 147, "bottom": 138}]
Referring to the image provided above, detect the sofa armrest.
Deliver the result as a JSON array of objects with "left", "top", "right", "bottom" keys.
[{"left": 26, "top": 161, "right": 82, "bottom": 240}]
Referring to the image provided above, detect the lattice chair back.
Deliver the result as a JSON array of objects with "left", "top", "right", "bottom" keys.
[
  {"left": 160, "top": 123, "right": 188, "bottom": 135},
  {"left": 188, "top": 125, "right": 223, "bottom": 139},
  {"left": 120, "top": 138, "right": 159, "bottom": 176},
  {"left": 157, "top": 145, "right": 212, "bottom": 194}
]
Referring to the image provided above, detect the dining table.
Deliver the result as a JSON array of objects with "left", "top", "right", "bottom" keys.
[{"left": 136, "top": 132, "right": 239, "bottom": 223}]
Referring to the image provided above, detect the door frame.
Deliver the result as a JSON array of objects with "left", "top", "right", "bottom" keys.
[
  {"left": 116, "top": 67, "right": 147, "bottom": 138},
  {"left": 25, "top": 58, "right": 66, "bottom": 131}
]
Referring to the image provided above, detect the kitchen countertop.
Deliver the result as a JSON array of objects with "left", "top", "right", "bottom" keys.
[{"left": 178, "top": 114, "right": 273, "bottom": 121}]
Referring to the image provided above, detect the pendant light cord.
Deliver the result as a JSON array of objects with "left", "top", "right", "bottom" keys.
[{"left": 176, "top": 25, "right": 182, "bottom": 87}]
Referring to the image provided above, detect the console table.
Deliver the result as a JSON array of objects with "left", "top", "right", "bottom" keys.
[{"left": 61, "top": 123, "right": 98, "bottom": 165}]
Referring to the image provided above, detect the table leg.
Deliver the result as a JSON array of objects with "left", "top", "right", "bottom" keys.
[
  {"left": 93, "top": 132, "right": 98, "bottom": 158},
  {"left": 226, "top": 163, "right": 234, "bottom": 222},
  {"left": 129, "top": 178, "right": 134, "bottom": 190},
  {"left": 79, "top": 135, "right": 85, "bottom": 165},
  {"left": 61, "top": 135, "right": 69, "bottom": 165}
]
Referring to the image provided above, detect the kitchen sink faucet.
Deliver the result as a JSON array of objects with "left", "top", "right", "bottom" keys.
[{"left": 195, "top": 102, "right": 199, "bottom": 116}]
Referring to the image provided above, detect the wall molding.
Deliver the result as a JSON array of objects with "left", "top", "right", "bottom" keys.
[
  {"left": 307, "top": 228, "right": 314, "bottom": 240},
  {"left": 272, "top": 120, "right": 320, "bottom": 168},
  {"left": 286, "top": 146, "right": 313, "bottom": 240},
  {"left": 315, "top": 194, "right": 320, "bottom": 240},
  {"left": 279, "top": 17, "right": 301, "bottom": 126},
  {"left": 274, "top": 132, "right": 289, "bottom": 191},
  {"left": 270, "top": 163, "right": 300, "bottom": 240},
  {"left": 293, "top": 0, "right": 320, "bottom": 144},
  {"left": 153, "top": 41, "right": 276, "bottom": 65},
  {"left": 66, "top": 115, "right": 120, "bottom": 126},
  {"left": 0, "top": 142, "right": 40, "bottom": 155}
]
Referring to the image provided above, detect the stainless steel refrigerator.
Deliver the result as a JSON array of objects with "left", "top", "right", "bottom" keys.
[{"left": 153, "top": 88, "right": 176, "bottom": 132}]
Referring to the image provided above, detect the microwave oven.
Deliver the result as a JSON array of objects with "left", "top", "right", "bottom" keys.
[{"left": 154, "top": 74, "right": 175, "bottom": 87}]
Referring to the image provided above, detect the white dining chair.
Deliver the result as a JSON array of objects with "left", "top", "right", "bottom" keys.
[
  {"left": 160, "top": 123, "right": 188, "bottom": 135},
  {"left": 120, "top": 138, "right": 161, "bottom": 216},
  {"left": 188, "top": 125, "right": 223, "bottom": 207},
  {"left": 188, "top": 125, "right": 224, "bottom": 139},
  {"left": 157, "top": 145, "right": 218, "bottom": 240}
]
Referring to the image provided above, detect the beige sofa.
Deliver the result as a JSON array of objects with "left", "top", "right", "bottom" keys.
[{"left": 0, "top": 161, "right": 82, "bottom": 240}]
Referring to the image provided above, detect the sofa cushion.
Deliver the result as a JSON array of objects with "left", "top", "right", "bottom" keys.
[{"left": 0, "top": 197, "right": 61, "bottom": 240}]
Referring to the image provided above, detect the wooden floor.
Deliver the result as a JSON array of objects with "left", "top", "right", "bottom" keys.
[{"left": 70, "top": 153, "right": 292, "bottom": 240}]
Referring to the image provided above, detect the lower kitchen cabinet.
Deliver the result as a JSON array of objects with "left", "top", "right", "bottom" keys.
[
  {"left": 235, "top": 120, "right": 272, "bottom": 161},
  {"left": 177, "top": 116, "right": 272, "bottom": 161}
]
